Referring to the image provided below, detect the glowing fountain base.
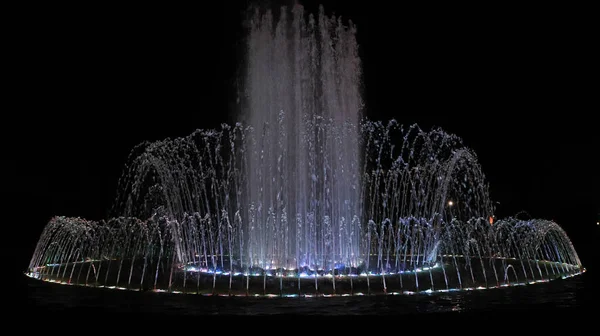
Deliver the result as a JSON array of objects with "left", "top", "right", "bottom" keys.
[{"left": 25, "top": 256, "right": 585, "bottom": 297}]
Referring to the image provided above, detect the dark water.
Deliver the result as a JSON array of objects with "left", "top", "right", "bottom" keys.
[{"left": 25, "top": 271, "right": 593, "bottom": 327}]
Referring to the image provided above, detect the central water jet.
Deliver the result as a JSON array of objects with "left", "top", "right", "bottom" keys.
[{"left": 243, "top": 4, "right": 363, "bottom": 272}]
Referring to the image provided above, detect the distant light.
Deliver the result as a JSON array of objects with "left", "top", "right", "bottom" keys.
[
  {"left": 448, "top": 201, "right": 453, "bottom": 206},
  {"left": 597, "top": 221, "right": 599, "bottom": 226}
]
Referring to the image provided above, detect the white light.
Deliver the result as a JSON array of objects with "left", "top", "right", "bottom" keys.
[{"left": 448, "top": 201, "right": 453, "bottom": 206}]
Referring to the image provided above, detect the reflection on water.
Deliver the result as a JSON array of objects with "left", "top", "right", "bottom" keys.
[{"left": 26, "top": 272, "right": 590, "bottom": 318}]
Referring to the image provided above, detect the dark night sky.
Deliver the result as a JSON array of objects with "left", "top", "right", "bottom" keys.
[{"left": 10, "top": 2, "right": 597, "bottom": 272}]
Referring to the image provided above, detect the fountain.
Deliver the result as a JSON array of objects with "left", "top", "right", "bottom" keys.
[{"left": 26, "top": 4, "right": 584, "bottom": 297}]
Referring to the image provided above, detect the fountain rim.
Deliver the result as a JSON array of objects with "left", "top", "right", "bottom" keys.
[{"left": 24, "top": 259, "right": 586, "bottom": 299}]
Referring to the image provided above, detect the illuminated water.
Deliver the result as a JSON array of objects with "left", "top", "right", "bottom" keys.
[{"left": 25, "top": 4, "right": 584, "bottom": 296}]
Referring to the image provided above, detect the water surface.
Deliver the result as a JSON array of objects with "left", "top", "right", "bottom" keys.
[{"left": 26, "top": 271, "right": 591, "bottom": 324}]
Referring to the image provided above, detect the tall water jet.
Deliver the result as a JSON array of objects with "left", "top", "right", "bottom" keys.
[{"left": 243, "top": 5, "right": 363, "bottom": 271}]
